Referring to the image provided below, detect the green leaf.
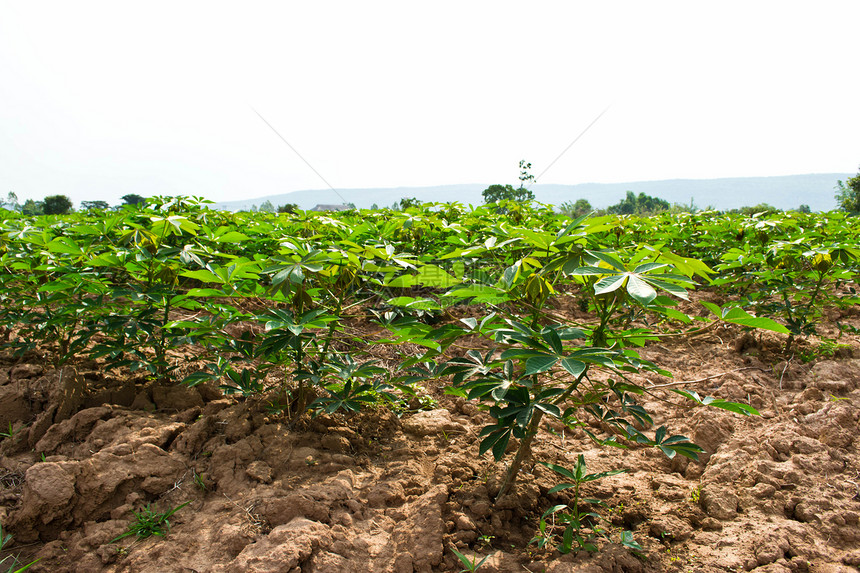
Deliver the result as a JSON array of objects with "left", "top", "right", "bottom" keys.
[
  {"left": 415, "top": 264, "right": 459, "bottom": 288},
  {"left": 541, "top": 328, "right": 563, "bottom": 354},
  {"left": 626, "top": 274, "right": 657, "bottom": 304},
  {"left": 569, "top": 265, "right": 614, "bottom": 276},
  {"left": 490, "top": 431, "right": 510, "bottom": 460},
  {"left": 654, "top": 307, "right": 693, "bottom": 323},
  {"left": 633, "top": 262, "right": 667, "bottom": 273},
  {"left": 581, "top": 468, "right": 626, "bottom": 482},
  {"left": 559, "top": 357, "right": 586, "bottom": 377},
  {"left": 594, "top": 274, "right": 627, "bottom": 295},
  {"left": 700, "top": 301, "right": 722, "bottom": 316},
  {"left": 181, "top": 269, "right": 223, "bottom": 283},
  {"left": 657, "top": 251, "right": 714, "bottom": 279},
  {"left": 186, "top": 288, "right": 228, "bottom": 297},
  {"left": 702, "top": 302, "right": 790, "bottom": 334},
  {"left": 642, "top": 277, "right": 689, "bottom": 300},
  {"left": 539, "top": 504, "right": 570, "bottom": 518},
  {"left": 619, "top": 530, "right": 643, "bottom": 552},
  {"left": 722, "top": 307, "right": 790, "bottom": 333},
  {"left": 47, "top": 237, "right": 85, "bottom": 255},
  {"left": 525, "top": 355, "right": 557, "bottom": 375},
  {"left": 540, "top": 462, "right": 576, "bottom": 482},
  {"left": 386, "top": 274, "right": 417, "bottom": 288},
  {"left": 587, "top": 250, "right": 627, "bottom": 272},
  {"left": 214, "top": 231, "right": 249, "bottom": 243},
  {"left": 704, "top": 398, "right": 759, "bottom": 416},
  {"left": 547, "top": 483, "right": 577, "bottom": 494},
  {"left": 672, "top": 389, "right": 760, "bottom": 416}
]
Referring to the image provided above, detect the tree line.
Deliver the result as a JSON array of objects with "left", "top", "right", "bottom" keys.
[
  {"left": 476, "top": 160, "right": 860, "bottom": 216},
  {"left": 0, "top": 193, "right": 148, "bottom": 215},
  {"left": 3, "top": 163, "right": 859, "bottom": 216}
]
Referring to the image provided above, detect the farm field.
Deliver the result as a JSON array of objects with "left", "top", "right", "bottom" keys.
[{"left": 0, "top": 198, "right": 859, "bottom": 572}]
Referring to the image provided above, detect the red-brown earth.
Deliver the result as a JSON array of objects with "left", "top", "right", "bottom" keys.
[{"left": 1, "top": 294, "right": 859, "bottom": 573}]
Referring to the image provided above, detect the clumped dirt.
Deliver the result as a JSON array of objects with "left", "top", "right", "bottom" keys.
[{"left": 1, "top": 296, "right": 860, "bottom": 572}]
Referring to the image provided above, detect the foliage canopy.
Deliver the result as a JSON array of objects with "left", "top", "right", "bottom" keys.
[
  {"left": 836, "top": 167, "right": 860, "bottom": 213},
  {"left": 43, "top": 195, "right": 73, "bottom": 215},
  {"left": 121, "top": 193, "right": 146, "bottom": 206},
  {"left": 482, "top": 184, "right": 535, "bottom": 204},
  {"left": 606, "top": 191, "right": 669, "bottom": 215}
]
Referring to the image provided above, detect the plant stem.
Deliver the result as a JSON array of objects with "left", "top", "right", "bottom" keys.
[
  {"left": 552, "top": 370, "right": 589, "bottom": 406},
  {"left": 800, "top": 271, "right": 826, "bottom": 324},
  {"left": 592, "top": 294, "right": 618, "bottom": 347},
  {"left": 495, "top": 407, "right": 544, "bottom": 503}
]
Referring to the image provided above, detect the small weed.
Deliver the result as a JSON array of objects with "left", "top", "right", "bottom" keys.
[
  {"left": 476, "top": 534, "right": 494, "bottom": 549},
  {"left": 837, "top": 321, "right": 860, "bottom": 335},
  {"left": 305, "top": 456, "right": 318, "bottom": 466},
  {"left": 532, "top": 455, "right": 639, "bottom": 554},
  {"left": 0, "top": 423, "right": 18, "bottom": 440},
  {"left": 416, "top": 394, "right": 439, "bottom": 410},
  {"left": 799, "top": 338, "right": 852, "bottom": 363},
  {"left": 265, "top": 400, "right": 288, "bottom": 415},
  {"left": 690, "top": 485, "right": 702, "bottom": 504},
  {"left": 449, "top": 545, "right": 489, "bottom": 572},
  {"left": 388, "top": 387, "right": 438, "bottom": 417},
  {"left": 192, "top": 471, "right": 206, "bottom": 492},
  {"left": 111, "top": 501, "right": 189, "bottom": 543},
  {"left": 1, "top": 522, "right": 40, "bottom": 572}
]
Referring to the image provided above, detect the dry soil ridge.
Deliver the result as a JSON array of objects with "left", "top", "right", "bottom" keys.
[{"left": 1, "top": 308, "right": 859, "bottom": 572}]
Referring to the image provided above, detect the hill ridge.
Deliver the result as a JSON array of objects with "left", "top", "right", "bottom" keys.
[{"left": 213, "top": 173, "right": 851, "bottom": 212}]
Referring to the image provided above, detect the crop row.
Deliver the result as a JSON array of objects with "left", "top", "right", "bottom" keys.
[{"left": 1, "top": 196, "right": 858, "bottom": 552}]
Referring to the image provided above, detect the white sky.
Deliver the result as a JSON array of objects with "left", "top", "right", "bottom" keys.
[{"left": 1, "top": 1, "right": 859, "bottom": 207}]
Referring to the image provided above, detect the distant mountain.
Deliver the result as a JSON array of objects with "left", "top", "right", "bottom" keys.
[{"left": 212, "top": 173, "right": 850, "bottom": 212}]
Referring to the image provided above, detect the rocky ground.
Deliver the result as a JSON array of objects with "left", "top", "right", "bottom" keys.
[{"left": 1, "top": 296, "right": 859, "bottom": 572}]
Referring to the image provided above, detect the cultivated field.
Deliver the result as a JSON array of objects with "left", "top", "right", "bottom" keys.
[{"left": 1, "top": 198, "right": 858, "bottom": 572}]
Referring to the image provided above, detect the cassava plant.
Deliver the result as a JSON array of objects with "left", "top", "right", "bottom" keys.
[
  {"left": 532, "top": 455, "right": 642, "bottom": 554},
  {"left": 397, "top": 244, "right": 756, "bottom": 511}
]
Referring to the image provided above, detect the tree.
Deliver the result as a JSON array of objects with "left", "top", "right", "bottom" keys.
[
  {"left": 606, "top": 191, "right": 669, "bottom": 215},
  {"left": 482, "top": 159, "right": 537, "bottom": 205},
  {"left": 81, "top": 200, "right": 110, "bottom": 211},
  {"left": 43, "top": 195, "right": 73, "bottom": 215},
  {"left": 518, "top": 160, "right": 535, "bottom": 188},
  {"left": 121, "top": 194, "right": 146, "bottom": 206},
  {"left": 277, "top": 203, "right": 299, "bottom": 214},
  {"left": 398, "top": 197, "right": 422, "bottom": 210},
  {"left": 21, "top": 199, "right": 44, "bottom": 216},
  {"left": 797, "top": 204, "right": 812, "bottom": 214},
  {"left": 835, "top": 168, "right": 860, "bottom": 213},
  {"left": 634, "top": 192, "right": 669, "bottom": 214},
  {"left": 370, "top": 203, "right": 379, "bottom": 210},
  {"left": 730, "top": 203, "right": 779, "bottom": 216},
  {"left": 558, "top": 199, "right": 592, "bottom": 217},
  {"left": 259, "top": 200, "right": 275, "bottom": 213},
  {"left": 1, "top": 191, "right": 20, "bottom": 211},
  {"left": 482, "top": 184, "right": 535, "bottom": 204},
  {"left": 607, "top": 191, "right": 637, "bottom": 215}
]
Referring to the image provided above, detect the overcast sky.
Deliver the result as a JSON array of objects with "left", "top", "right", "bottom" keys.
[{"left": 1, "top": 1, "right": 858, "bottom": 207}]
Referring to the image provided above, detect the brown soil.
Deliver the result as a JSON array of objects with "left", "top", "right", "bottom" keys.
[{"left": 1, "top": 297, "right": 860, "bottom": 573}]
